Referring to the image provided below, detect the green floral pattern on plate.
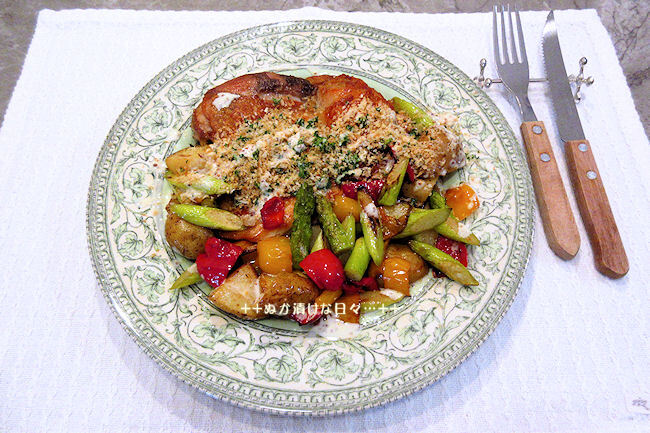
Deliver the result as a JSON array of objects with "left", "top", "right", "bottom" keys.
[{"left": 86, "top": 20, "right": 534, "bottom": 415}]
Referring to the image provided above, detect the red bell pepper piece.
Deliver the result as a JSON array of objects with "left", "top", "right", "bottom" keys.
[
  {"left": 341, "top": 182, "right": 359, "bottom": 199},
  {"left": 357, "top": 276, "right": 379, "bottom": 291},
  {"left": 343, "top": 276, "right": 379, "bottom": 294},
  {"left": 260, "top": 197, "right": 285, "bottom": 229},
  {"left": 196, "top": 237, "right": 243, "bottom": 288},
  {"left": 430, "top": 235, "right": 468, "bottom": 278},
  {"left": 406, "top": 163, "right": 416, "bottom": 182},
  {"left": 299, "top": 249, "right": 345, "bottom": 291},
  {"left": 342, "top": 282, "right": 361, "bottom": 294},
  {"left": 435, "top": 235, "right": 468, "bottom": 265},
  {"left": 363, "top": 179, "right": 386, "bottom": 201},
  {"left": 341, "top": 179, "right": 385, "bottom": 202},
  {"left": 290, "top": 305, "right": 322, "bottom": 325}
]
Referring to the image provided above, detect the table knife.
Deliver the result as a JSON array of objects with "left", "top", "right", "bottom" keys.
[{"left": 543, "top": 11, "right": 629, "bottom": 278}]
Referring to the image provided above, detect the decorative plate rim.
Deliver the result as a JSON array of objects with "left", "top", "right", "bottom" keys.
[{"left": 86, "top": 19, "right": 534, "bottom": 416}]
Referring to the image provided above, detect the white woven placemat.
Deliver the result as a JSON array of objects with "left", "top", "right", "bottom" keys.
[{"left": 0, "top": 7, "right": 648, "bottom": 433}]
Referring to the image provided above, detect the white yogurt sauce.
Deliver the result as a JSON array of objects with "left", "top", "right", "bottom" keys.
[
  {"left": 364, "top": 202, "right": 379, "bottom": 219},
  {"left": 288, "top": 132, "right": 305, "bottom": 153},
  {"left": 212, "top": 92, "right": 240, "bottom": 110},
  {"left": 449, "top": 149, "right": 466, "bottom": 169},
  {"left": 379, "top": 289, "right": 404, "bottom": 300},
  {"left": 240, "top": 142, "right": 259, "bottom": 158},
  {"left": 179, "top": 187, "right": 207, "bottom": 203},
  {"left": 433, "top": 111, "right": 459, "bottom": 126},
  {"left": 308, "top": 317, "right": 360, "bottom": 340},
  {"left": 456, "top": 221, "right": 471, "bottom": 238}
]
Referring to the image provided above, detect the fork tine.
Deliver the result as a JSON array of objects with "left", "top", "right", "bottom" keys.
[
  {"left": 499, "top": 5, "right": 510, "bottom": 63},
  {"left": 514, "top": 6, "right": 527, "bottom": 64},
  {"left": 492, "top": 5, "right": 501, "bottom": 64},
  {"left": 507, "top": 5, "right": 518, "bottom": 62},
  {"left": 493, "top": 5, "right": 500, "bottom": 64}
]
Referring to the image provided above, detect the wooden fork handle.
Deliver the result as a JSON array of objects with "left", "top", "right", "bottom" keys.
[
  {"left": 565, "top": 139, "right": 629, "bottom": 278},
  {"left": 521, "top": 121, "right": 580, "bottom": 259}
]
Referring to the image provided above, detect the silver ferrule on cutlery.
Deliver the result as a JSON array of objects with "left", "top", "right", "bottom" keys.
[
  {"left": 493, "top": 5, "right": 581, "bottom": 260},
  {"left": 543, "top": 11, "right": 629, "bottom": 278}
]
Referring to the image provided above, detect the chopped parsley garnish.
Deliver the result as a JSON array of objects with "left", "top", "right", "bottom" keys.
[
  {"left": 344, "top": 151, "right": 360, "bottom": 168},
  {"left": 296, "top": 157, "right": 313, "bottom": 179},
  {"left": 340, "top": 135, "right": 350, "bottom": 146},
  {"left": 407, "top": 128, "right": 422, "bottom": 138},
  {"left": 316, "top": 177, "right": 332, "bottom": 190},
  {"left": 272, "top": 167, "right": 287, "bottom": 175},
  {"left": 346, "top": 124, "right": 354, "bottom": 131},
  {"left": 306, "top": 117, "right": 318, "bottom": 128},
  {"left": 312, "top": 132, "right": 334, "bottom": 153},
  {"left": 244, "top": 119, "right": 260, "bottom": 131},
  {"left": 252, "top": 149, "right": 259, "bottom": 160},
  {"left": 296, "top": 118, "right": 305, "bottom": 127},
  {"left": 237, "top": 135, "right": 250, "bottom": 142},
  {"left": 356, "top": 115, "right": 368, "bottom": 128},
  {"left": 273, "top": 97, "right": 281, "bottom": 105}
]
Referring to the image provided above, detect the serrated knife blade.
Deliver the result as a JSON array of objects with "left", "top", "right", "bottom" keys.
[{"left": 542, "top": 11, "right": 585, "bottom": 141}]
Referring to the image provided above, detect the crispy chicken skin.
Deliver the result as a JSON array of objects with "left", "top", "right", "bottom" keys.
[
  {"left": 307, "top": 74, "right": 389, "bottom": 125},
  {"left": 192, "top": 73, "right": 390, "bottom": 143},
  {"left": 192, "top": 72, "right": 316, "bottom": 144},
  {"left": 215, "top": 72, "right": 316, "bottom": 98}
]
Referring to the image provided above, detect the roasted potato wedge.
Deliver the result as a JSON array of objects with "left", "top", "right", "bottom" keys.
[
  {"left": 232, "top": 240, "right": 257, "bottom": 254},
  {"left": 165, "top": 145, "right": 217, "bottom": 175},
  {"left": 258, "top": 272, "right": 319, "bottom": 313},
  {"left": 209, "top": 264, "right": 266, "bottom": 319},
  {"left": 402, "top": 178, "right": 436, "bottom": 204},
  {"left": 380, "top": 203, "right": 411, "bottom": 239},
  {"left": 164, "top": 209, "right": 213, "bottom": 259}
]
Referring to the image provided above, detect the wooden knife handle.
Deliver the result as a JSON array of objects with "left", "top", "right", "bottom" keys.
[
  {"left": 565, "top": 139, "right": 629, "bottom": 278},
  {"left": 521, "top": 121, "right": 580, "bottom": 259}
]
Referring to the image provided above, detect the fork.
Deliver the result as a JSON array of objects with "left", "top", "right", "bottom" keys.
[{"left": 493, "top": 5, "right": 580, "bottom": 260}]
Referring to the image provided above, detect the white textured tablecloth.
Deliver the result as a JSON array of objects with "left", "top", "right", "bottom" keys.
[{"left": 1, "top": 7, "right": 648, "bottom": 433}]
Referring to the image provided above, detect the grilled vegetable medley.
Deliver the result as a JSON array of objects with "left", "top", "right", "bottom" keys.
[{"left": 164, "top": 72, "right": 481, "bottom": 326}]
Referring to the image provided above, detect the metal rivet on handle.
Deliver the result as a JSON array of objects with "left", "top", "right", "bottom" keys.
[
  {"left": 540, "top": 153, "right": 551, "bottom": 162},
  {"left": 587, "top": 170, "right": 597, "bottom": 179},
  {"left": 578, "top": 143, "right": 588, "bottom": 152},
  {"left": 532, "top": 125, "right": 543, "bottom": 134}
]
